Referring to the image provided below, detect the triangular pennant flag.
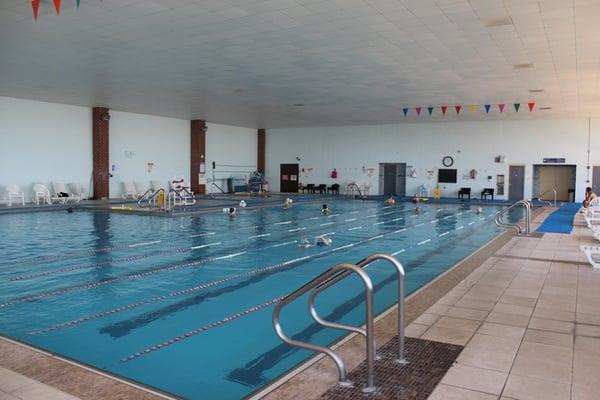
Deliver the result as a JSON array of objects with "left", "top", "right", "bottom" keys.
[
  {"left": 514, "top": 103, "right": 520, "bottom": 112},
  {"left": 415, "top": 107, "right": 422, "bottom": 116},
  {"left": 53, "top": 0, "right": 61, "bottom": 15},
  {"left": 76, "top": 0, "right": 80, "bottom": 7},
  {"left": 31, "top": 0, "right": 40, "bottom": 20},
  {"left": 402, "top": 108, "right": 408, "bottom": 117},
  {"left": 470, "top": 105, "right": 477, "bottom": 113},
  {"left": 498, "top": 104, "right": 505, "bottom": 113},
  {"left": 455, "top": 105, "right": 462, "bottom": 115},
  {"left": 484, "top": 104, "right": 491, "bottom": 114},
  {"left": 441, "top": 106, "right": 447, "bottom": 115},
  {"left": 528, "top": 102, "right": 535, "bottom": 112},
  {"left": 427, "top": 107, "right": 434, "bottom": 115}
]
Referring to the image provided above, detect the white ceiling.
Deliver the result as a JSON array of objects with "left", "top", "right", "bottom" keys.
[{"left": 1, "top": 0, "right": 600, "bottom": 128}]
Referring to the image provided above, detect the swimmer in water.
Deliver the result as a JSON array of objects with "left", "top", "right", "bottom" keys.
[
  {"left": 385, "top": 196, "right": 396, "bottom": 205},
  {"left": 228, "top": 207, "right": 237, "bottom": 218},
  {"left": 412, "top": 195, "right": 420, "bottom": 204},
  {"left": 299, "top": 235, "right": 333, "bottom": 248},
  {"left": 283, "top": 197, "right": 292, "bottom": 210},
  {"left": 67, "top": 207, "right": 74, "bottom": 214},
  {"left": 321, "top": 204, "right": 329, "bottom": 214},
  {"left": 415, "top": 206, "right": 421, "bottom": 214},
  {"left": 476, "top": 207, "right": 483, "bottom": 214}
]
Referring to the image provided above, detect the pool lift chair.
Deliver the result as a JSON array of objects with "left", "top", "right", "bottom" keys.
[{"left": 273, "top": 253, "right": 408, "bottom": 393}]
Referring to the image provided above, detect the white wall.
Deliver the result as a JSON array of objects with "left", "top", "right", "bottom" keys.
[
  {"left": 0, "top": 96, "right": 258, "bottom": 201},
  {"left": 109, "top": 111, "right": 189, "bottom": 198},
  {"left": 266, "top": 119, "right": 600, "bottom": 202},
  {"left": 0, "top": 97, "right": 92, "bottom": 201},
  {"left": 205, "top": 123, "right": 257, "bottom": 192}
]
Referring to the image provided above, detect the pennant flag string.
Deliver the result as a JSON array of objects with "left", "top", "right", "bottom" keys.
[
  {"left": 427, "top": 107, "right": 434, "bottom": 115},
  {"left": 441, "top": 106, "right": 447, "bottom": 115},
  {"left": 53, "top": 0, "right": 61, "bottom": 15},
  {"left": 31, "top": 0, "right": 40, "bottom": 20},
  {"left": 402, "top": 108, "right": 408, "bottom": 117},
  {"left": 528, "top": 102, "right": 535, "bottom": 112},
  {"left": 455, "top": 105, "right": 462, "bottom": 115},
  {"left": 514, "top": 103, "right": 520, "bottom": 112},
  {"left": 498, "top": 104, "right": 505, "bottom": 113},
  {"left": 415, "top": 107, "right": 422, "bottom": 116},
  {"left": 470, "top": 104, "right": 477, "bottom": 113},
  {"left": 484, "top": 104, "right": 491, "bottom": 114},
  {"left": 399, "top": 102, "right": 537, "bottom": 117}
]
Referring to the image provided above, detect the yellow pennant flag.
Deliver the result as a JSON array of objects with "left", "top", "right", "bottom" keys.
[{"left": 470, "top": 104, "right": 478, "bottom": 112}]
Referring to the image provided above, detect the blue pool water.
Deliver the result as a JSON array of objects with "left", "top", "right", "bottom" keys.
[{"left": 0, "top": 200, "right": 508, "bottom": 399}]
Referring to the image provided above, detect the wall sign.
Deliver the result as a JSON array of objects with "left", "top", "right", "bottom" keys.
[
  {"left": 442, "top": 156, "right": 454, "bottom": 167},
  {"left": 543, "top": 158, "right": 565, "bottom": 164}
]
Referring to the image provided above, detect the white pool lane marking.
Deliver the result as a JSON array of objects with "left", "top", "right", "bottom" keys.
[
  {"left": 128, "top": 240, "right": 162, "bottom": 248},
  {"left": 247, "top": 233, "right": 271, "bottom": 239},
  {"left": 288, "top": 227, "right": 307, "bottom": 232},
  {"left": 190, "top": 242, "right": 222, "bottom": 250},
  {"left": 271, "top": 240, "right": 297, "bottom": 248},
  {"left": 348, "top": 226, "right": 363, "bottom": 231},
  {"left": 439, "top": 231, "right": 450, "bottom": 237},
  {"left": 320, "top": 222, "right": 335, "bottom": 226},
  {"left": 344, "top": 218, "right": 357, "bottom": 222},
  {"left": 417, "top": 239, "right": 431, "bottom": 246},
  {"left": 275, "top": 221, "right": 292, "bottom": 225}
]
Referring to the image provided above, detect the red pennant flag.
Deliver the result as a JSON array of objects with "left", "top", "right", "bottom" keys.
[
  {"left": 441, "top": 106, "right": 447, "bottom": 115},
  {"left": 53, "top": 0, "right": 61, "bottom": 15},
  {"left": 498, "top": 104, "right": 505, "bottom": 113},
  {"left": 455, "top": 105, "right": 462, "bottom": 115},
  {"left": 528, "top": 102, "right": 535, "bottom": 112},
  {"left": 415, "top": 107, "right": 422, "bottom": 116},
  {"left": 31, "top": 0, "right": 40, "bottom": 20}
]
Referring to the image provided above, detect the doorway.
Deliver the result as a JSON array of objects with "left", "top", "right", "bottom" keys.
[
  {"left": 533, "top": 165, "right": 576, "bottom": 202},
  {"left": 508, "top": 165, "right": 525, "bottom": 201},
  {"left": 280, "top": 164, "right": 299, "bottom": 193},
  {"left": 378, "top": 163, "right": 406, "bottom": 196}
]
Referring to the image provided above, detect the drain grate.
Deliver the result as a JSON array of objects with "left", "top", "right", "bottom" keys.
[{"left": 321, "top": 337, "right": 462, "bottom": 399}]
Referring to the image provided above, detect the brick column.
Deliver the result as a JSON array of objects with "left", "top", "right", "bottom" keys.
[
  {"left": 92, "top": 107, "right": 110, "bottom": 200},
  {"left": 191, "top": 120, "right": 207, "bottom": 194},
  {"left": 257, "top": 128, "right": 266, "bottom": 174}
]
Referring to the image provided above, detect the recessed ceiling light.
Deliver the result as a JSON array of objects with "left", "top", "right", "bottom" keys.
[
  {"left": 539, "top": 107, "right": 552, "bottom": 110},
  {"left": 482, "top": 16, "right": 513, "bottom": 28},
  {"left": 528, "top": 89, "right": 544, "bottom": 93},
  {"left": 514, "top": 63, "right": 534, "bottom": 69}
]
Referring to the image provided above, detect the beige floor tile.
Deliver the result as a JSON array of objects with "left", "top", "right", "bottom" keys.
[
  {"left": 434, "top": 316, "right": 481, "bottom": 332},
  {"left": 0, "top": 367, "right": 37, "bottom": 393},
  {"left": 477, "top": 322, "right": 526, "bottom": 340},
  {"left": 511, "top": 341, "right": 572, "bottom": 384},
  {"left": 523, "top": 329, "right": 573, "bottom": 348},
  {"left": 572, "top": 349, "right": 600, "bottom": 389},
  {"left": 532, "top": 307, "right": 575, "bottom": 322},
  {"left": 425, "top": 304, "right": 451, "bottom": 316},
  {"left": 412, "top": 313, "right": 441, "bottom": 326},
  {"left": 11, "top": 383, "right": 78, "bottom": 400},
  {"left": 405, "top": 323, "right": 429, "bottom": 338},
  {"left": 574, "top": 336, "right": 600, "bottom": 354},
  {"left": 0, "top": 393, "right": 20, "bottom": 400},
  {"left": 576, "top": 312, "right": 600, "bottom": 326},
  {"left": 441, "top": 364, "right": 508, "bottom": 395},
  {"left": 445, "top": 307, "right": 489, "bottom": 321},
  {"left": 421, "top": 326, "right": 474, "bottom": 346},
  {"left": 572, "top": 383, "right": 600, "bottom": 400},
  {"left": 428, "top": 384, "right": 498, "bottom": 400},
  {"left": 454, "top": 299, "right": 496, "bottom": 311},
  {"left": 498, "top": 294, "right": 537, "bottom": 307},
  {"left": 528, "top": 317, "right": 574, "bottom": 334},
  {"left": 492, "top": 303, "right": 533, "bottom": 317},
  {"left": 457, "top": 334, "right": 520, "bottom": 372},
  {"left": 576, "top": 323, "right": 600, "bottom": 337},
  {"left": 503, "top": 374, "right": 571, "bottom": 400},
  {"left": 486, "top": 311, "right": 531, "bottom": 328}
]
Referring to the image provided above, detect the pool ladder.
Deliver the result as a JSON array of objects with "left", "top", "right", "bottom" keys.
[
  {"left": 346, "top": 183, "right": 365, "bottom": 200},
  {"left": 494, "top": 199, "right": 532, "bottom": 236},
  {"left": 272, "top": 253, "right": 407, "bottom": 394}
]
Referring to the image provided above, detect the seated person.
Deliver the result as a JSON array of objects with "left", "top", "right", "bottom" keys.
[{"left": 584, "top": 187, "right": 597, "bottom": 208}]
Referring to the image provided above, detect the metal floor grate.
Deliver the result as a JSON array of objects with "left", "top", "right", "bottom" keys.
[{"left": 320, "top": 337, "right": 463, "bottom": 400}]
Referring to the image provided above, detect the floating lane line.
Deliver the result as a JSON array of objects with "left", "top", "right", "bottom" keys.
[
  {"left": 415, "top": 223, "right": 425, "bottom": 227},
  {"left": 439, "top": 232, "right": 450, "bottom": 237},
  {"left": 366, "top": 214, "right": 377, "bottom": 218},
  {"left": 275, "top": 221, "right": 292, "bottom": 225},
  {"left": 348, "top": 226, "right": 363, "bottom": 231},
  {"left": 271, "top": 240, "right": 297, "bottom": 248},
  {"left": 189, "top": 232, "right": 216, "bottom": 238},
  {"left": 320, "top": 222, "right": 335, "bottom": 227},
  {"left": 468, "top": 221, "right": 476, "bottom": 226},
  {"left": 247, "top": 233, "right": 271, "bottom": 239},
  {"left": 327, "top": 214, "right": 340, "bottom": 218},
  {"left": 190, "top": 242, "right": 222, "bottom": 250},
  {"left": 344, "top": 218, "right": 357, "bottom": 222},
  {"left": 456, "top": 226, "right": 465, "bottom": 230},
  {"left": 393, "top": 228, "right": 406, "bottom": 233},
  {"left": 128, "top": 240, "right": 162, "bottom": 248},
  {"left": 120, "top": 296, "right": 285, "bottom": 363},
  {"left": 391, "top": 249, "right": 405, "bottom": 256},
  {"left": 430, "top": 219, "right": 439, "bottom": 223},
  {"left": 417, "top": 239, "right": 432, "bottom": 246},
  {"left": 374, "top": 221, "right": 385, "bottom": 225},
  {"left": 288, "top": 227, "right": 306, "bottom": 232}
]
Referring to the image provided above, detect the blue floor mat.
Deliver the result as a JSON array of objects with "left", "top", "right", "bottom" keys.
[{"left": 536, "top": 202, "right": 580, "bottom": 234}]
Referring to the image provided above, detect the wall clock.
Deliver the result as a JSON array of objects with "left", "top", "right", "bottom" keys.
[{"left": 442, "top": 156, "right": 454, "bottom": 167}]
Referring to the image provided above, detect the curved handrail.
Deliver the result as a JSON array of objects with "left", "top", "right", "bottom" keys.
[
  {"left": 138, "top": 188, "right": 163, "bottom": 209},
  {"left": 308, "top": 253, "right": 406, "bottom": 363},
  {"left": 346, "top": 183, "right": 364, "bottom": 199},
  {"left": 273, "top": 263, "right": 370, "bottom": 387},
  {"left": 494, "top": 200, "right": 531, "bottom": 235}
]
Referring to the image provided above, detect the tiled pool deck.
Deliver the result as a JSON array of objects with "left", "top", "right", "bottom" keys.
[{"left": 1, "top": 206, "right": 599, "bottom": 400}]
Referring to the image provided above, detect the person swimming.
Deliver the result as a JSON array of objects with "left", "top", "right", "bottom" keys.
[
  {"left": 475, "top": 207, "right": 483, "bottom": 214},
  {"left": 228, "top": 207, "right": 237, "bottom": 218},
  {"left": 411, "top": 195, "right": 420, "bottom": 204},
  {"left": 385, "top": 196, "right": 396, "bottom": 205},
  {"left": 415, "top": 206, "right": 421, "bottom": 214},
  {"left": 321, "top": 204, "right": 329, "bottom": 214},
  {"left": 299, "top": 235, "right": 333, "bottom": 248},
  {"left": 283, "top": 197, "right": 293, "bottom": 209},
  {"left": 239, "top": 200, "right": 247, "bottom": 208}
]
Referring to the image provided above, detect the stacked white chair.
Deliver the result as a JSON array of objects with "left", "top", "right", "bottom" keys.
[
  {"left": 580, "top": 197, "right": 600, "bottom": 268},
  {"left": 6, "top": 184, "right": 25, "bottom": 206},
  {"left": 33, "top": 183, "right": 52, "bottom": 205}
]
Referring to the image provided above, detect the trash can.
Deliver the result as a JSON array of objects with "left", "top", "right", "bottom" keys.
[
  {"left": 568, "top": 189, "right": 575, "bottom": 203},
  {"left": 227, "top": 177, "right": 234, "bottom": 193}
]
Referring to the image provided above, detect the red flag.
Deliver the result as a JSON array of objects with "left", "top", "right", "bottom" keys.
[
  {"left": 455, "top": 105, "right": 462, "bottom": 115},
  {"left": 415, "top": 107, "right": 422, "bottom": 116},
  {"left": 528, "top": 102, "right": 535, "bottom": 112},
  {"left": 53, "top": 0, "right": 61, "bottom": 15},
  {"left": 498, "top": 104, "right": 505, "bottom": 113},
  {"left": 31, "top": 0, "right": 40, "bottom": 20},
  {"left": 441, "top": 106, "right": 447, "bottom": 115}
]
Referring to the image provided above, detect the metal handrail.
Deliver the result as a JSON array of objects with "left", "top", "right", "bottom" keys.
[
  {"left": 138, "top": 188, "right": 164, "bottom": 209},
  {"left": 536, "top": 187, "right": 558, "bottom": 207},
  {"left": 346, "top": 183, "right": 364, "bottom": 199},
  {"left": 272, "top": 253, "right": 407, "bottom": 393},
  {"left": 494, "top": 199, "right": 531, "bottom": 236},
  {"left": 137, "top": 188, "right": 155, "bottom": 208}
]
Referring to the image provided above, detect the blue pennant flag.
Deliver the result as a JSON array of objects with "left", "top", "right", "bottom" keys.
[
  {"left": 402, "top": 107, "right": 408, "bottom": 116},
  {"left": 484, "top": 104, "right": 491, "bottom": 114}
]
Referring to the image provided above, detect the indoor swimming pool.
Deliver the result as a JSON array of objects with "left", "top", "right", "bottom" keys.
[{"left": 0, "top": 200, "right": 510, "bottom": 399}]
